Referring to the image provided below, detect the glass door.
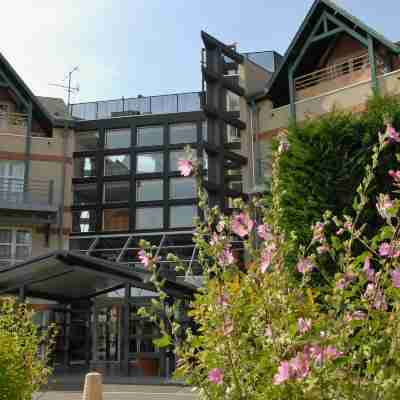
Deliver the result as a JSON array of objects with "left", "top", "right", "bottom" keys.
[{"left": 0, "top": 160, "right": 25, "bottom": 202}]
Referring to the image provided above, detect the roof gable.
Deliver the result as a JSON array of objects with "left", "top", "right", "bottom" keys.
[{"left": 254, "top": 0, "right": 400, "bottom": 104}]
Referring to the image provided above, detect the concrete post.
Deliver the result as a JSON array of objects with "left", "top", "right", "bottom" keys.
[{"left": 82, "top": 372, "right": 103, "bottom": 400}]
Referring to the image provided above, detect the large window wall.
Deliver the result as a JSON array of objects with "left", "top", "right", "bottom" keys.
[{"left": 72, "top": 114, "right": 204, "bottom": 234}]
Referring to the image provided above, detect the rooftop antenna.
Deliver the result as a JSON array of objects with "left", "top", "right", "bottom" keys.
[{"left": 49, "top": 66, "right": 80, "bottom": 109}]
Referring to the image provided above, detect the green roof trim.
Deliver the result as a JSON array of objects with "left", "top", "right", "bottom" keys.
[{"left": 251, "top": 0, "right": 400, "bottom": 103}]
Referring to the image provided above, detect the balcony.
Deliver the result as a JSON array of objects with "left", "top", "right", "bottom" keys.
[
  {"left": 69, "top": 91, "right": 202, "bottom": 121},
  {"left": 0, "top": 178, "right": 58, "bottom": 218},
  {"left": 0, "top": 112, "right": 27, "bottom": 135},
  {"left": 295, "top": 53, "right": 372, "bottom": 101}
]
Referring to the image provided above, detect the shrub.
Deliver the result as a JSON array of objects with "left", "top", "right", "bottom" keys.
[
  {"left": 140, "top": 123, "right": 400, "bottom": 399},
  {"left": 0, "top": 298, "right": 55, "bottom": 400}
]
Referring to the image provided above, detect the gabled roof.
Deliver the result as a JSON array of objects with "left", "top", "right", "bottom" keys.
[
  {"left": 252, "top": 0, "right": 400, "bottom": 104},
  {"left": 0, "top": 52, "right": 54, "bottom": 127}
]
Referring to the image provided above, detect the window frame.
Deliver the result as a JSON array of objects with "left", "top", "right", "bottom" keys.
[
  {"left": 72, "top": 210, "right": 97, "bottom": 233},
  {"left": 136, "top": 152, "right": 164, "bottom": 174},
  {"left": 169, "top": 177, "right": 197, "bottom": 200},
  {"left": 169, "top": 204, "right": 197, "bottom": 228},
  {"left": 104, "top": 128, "right": 131, "bottom": 149},
  {"left": 103, "top": 181, "right": 131, "bottom": 204},
  {"left": 0, "top": 227, "right": 32, "bottom": 266},
  {"left": 104, "top": 154, "right": 131, "bottom": 177},
  {"left": 135, "top": 207, "right": 164, "bottom": 230},
  {"left": 136, "top": 125, "right": 164, "bottom": 147},
  {"left": 169, "top": 122, "right": 197, "bottom": 145},
  {"left": 136, "top": 179, "right": 163, "bottom": 202}
]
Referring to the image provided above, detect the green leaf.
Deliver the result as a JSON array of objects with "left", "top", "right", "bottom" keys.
[{"left": 153, "top": 334, "right": 172, "bottom": 348}]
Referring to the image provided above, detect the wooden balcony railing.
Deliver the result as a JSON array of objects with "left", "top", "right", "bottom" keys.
[
  {"left": 295, "top": 53, "right": 370, "bottom": 92},
  {"left": 0, "top": 112, "right": 27, "bottom": 131}
]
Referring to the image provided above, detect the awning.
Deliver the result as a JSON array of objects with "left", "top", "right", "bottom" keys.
[{"left": 0, "top": 251, "right": 196, "bottom": 302}]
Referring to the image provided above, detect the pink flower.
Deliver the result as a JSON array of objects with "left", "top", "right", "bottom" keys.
[
  {"left": 363, "top": 257, "right": 375, "bottom": 282},
  {"left": 336, "top": 228, "right": 345, "bottom": 236},
  {"left": 177, "top": 159, "right": 193, "bottom": 176},
  {"left": 324, "top": 346, "right": 344, "bottom": 361},
  {"left": 208, "top": 368, "right": 224, "bottom": 385},
  {"left": 345, "top": 310, "right": 366, "bottom": 321},
  {"left": 273, "top": 361, "right": 291, "bottom": 385},
  {"left": 387, "top": 124, "right": 400, "bottom": 143},
  {"left": 312, "top": 222, "right": 325, "bottom": 243},
  {"left": 138, "top": 249, "right": 151, "bottom": 268},
  {"left": 297, "top": 258, "right": 314, "bottom": 274},
  {"left": 278, "top": 141, "right": 289, "bottom": 154},
  {"left": 364, "top": 283, "right": 387, "bottom": 310},
  {"left": 389, "top": 170, "right": 400, "bottom": 183},
  {"left": 306, "top": 345, "right": 324, "bottom": 364},
  {"left": 297, "top": 318, "right": 311, "bottom": 335},
  {"left": 218, "top": 248, "right": 235, "bottom": 266},
  {"left": 317, "top": 245, "right": 329, "bottom": 255},
  {"left": 378, "top": 242, "right": 400, "bottom": 258},
  {"left": 336, "top": 272, "right": 355, "bottom": 290},
  {"left": 376, "top": 194, "right": 394, "bottom": 220},
  {"left": 290, "top": 353, "right": 310, "bottom": 379},
  {"left": 231, "top": 213, "right": 254, "bottom": 238},
  {"left": 344, "top": 222, "right": 353, "bottom": 231},
  {"left": 265, "top": 325, "right": 273, "bottom": 337},
  {"left": 217, "top": 294, "right": 229, "bottom": 308},
  {"left": 216, "top": 220, "right": 225, "bottom": 233},
  {"left": 210, "top": 233, "right": 220, "bottom": 246},
  {"left": 260, "top": 244, "right": 276, "bottom": 273},
  {"left": 391, "top": 269, "right": 400, "bottom": 288},
  {"left": 257, "top": 224, "right": 272, "bottom": 240}
]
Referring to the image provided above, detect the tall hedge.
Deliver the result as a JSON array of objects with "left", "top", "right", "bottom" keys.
[{"left": 276, "top": 95, "right": 400, "bottom": 270}]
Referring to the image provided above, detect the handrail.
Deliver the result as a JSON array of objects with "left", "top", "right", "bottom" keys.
[{"left": 295, "top": 53, "right": 370, "bottom": 91}]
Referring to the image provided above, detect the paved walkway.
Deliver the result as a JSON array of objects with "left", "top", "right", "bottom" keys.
[{"left": 35, "top": 385, "right": 196, "bottom": 400}]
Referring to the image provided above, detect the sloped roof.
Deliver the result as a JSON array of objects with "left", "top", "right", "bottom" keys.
[
  {"left": 37, "top": 96, "right": 73, "bottom": 121},
  {"left": 252, "top": 0, "right": 400, "bottom": 104}
]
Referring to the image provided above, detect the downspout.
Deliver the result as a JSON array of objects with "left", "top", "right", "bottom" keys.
[
  {"left": 23, "top": 102, "right": 33, "bottom": 197},
  {"left": 58, "top": 119, "right": 68, "bottom": 250},
  {"left": 248, "top": 100, "right": 257, "bottom": 189}
]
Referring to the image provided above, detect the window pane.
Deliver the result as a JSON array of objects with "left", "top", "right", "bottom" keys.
[
  {"left": 15, "top": 246, "right": 30, "bottom": 259},
  {"left": 136, "top": 180, "right": 163, "bottom": 201},
  {"left": 73, "top": 183, "right": 97, "bottom": 205},
  {"left": 75, "top": 131, "right": 99, "bottom": 152},
  {"left": 0, "top": 230, "right": 11, "bottom": 243},
  {"left": 73, "top": 157, "right": 96, "bottom": 178},
  {"left": 105, "top": 128, "right": 131, "bottom": 149},
  {"left": 169, "top": 150, "right": 197, "bottom": 172},
  {"left": 104, "top": 155, "right": 130, "bottom": 176},
  {"left": 137, "top": 126, "right": 163, "bottom": 146},
  {"left": 103, "top": 209, "right": 130, "bottom": 231},
  {"left": 104, "top": 181, "right": 130, "bottom": 203},
  {"left": 170, "top": 178, "right": 196, "bottom": 199},
  {"left": 16, "top": 230, "right": 31, "bottom": 245},
  {"left": 0, "top": 245, "right": 11, "bottom": 258},
  {"left": 72, "top": 210, "right": 96, "bottom": 233},
  {"left": 170, "top": 123, "right": 197, "bottom": 144},
  {"left": 136, "top": 207, "right": 163, "bottom": 230},
  {"left": 136, "top": 153, "right": 163, "bottom": 173},
  {"left": 170, "top": 205, "right": 197, "bottom": 228}
]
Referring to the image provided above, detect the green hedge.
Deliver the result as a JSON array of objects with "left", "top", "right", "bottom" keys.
[{"left": 275, "top": 95, "right": 400, "bottom": 272}]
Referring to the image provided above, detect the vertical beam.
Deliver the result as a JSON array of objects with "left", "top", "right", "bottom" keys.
[
  {"left": 122, "top": 283, "right": 130, "bottom": 376},
  {"left": 368, "top": 35, "right": 379, "bottom": 94},
  {"left": 18, "top": 285, "right": 26, "bottom": 302},
  {"left": 24, "top": 102, "right": 33, "bottom": 199},
  {"left": 288, "top": 65, "right": 296, "bottom": 123}
]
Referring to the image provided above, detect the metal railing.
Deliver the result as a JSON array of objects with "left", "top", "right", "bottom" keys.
[
  {"left": 295, "top": 53, "right": 370, "bottom": 91},
  {"left": 69, "top": 92, "right": 202, "bottom": 121},
  {"left": 0, "top": 112, "right": 27, "bottom": 130},
  {"left": 0, "top": 178, "right": 54, "bottom": 207}
]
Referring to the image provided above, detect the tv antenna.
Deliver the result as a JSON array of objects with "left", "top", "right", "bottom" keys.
[{"left": 49, "top": 66, "right": 80, "bottom": 108}]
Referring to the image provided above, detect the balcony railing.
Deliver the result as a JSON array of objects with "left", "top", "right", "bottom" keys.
[
  {"left": 295, "top": 53, "right": 370, "bottom": 97},
  {"left": 0, "top": 178, "right": 55, "bottom": 209},
  {"left": 0, "top": 112, "right": 27, "bottom": 132},
  {"left": 69, "top": 91, "right": 202, "bottom": 121}
]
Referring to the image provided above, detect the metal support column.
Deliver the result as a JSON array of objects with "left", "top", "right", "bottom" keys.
[
  {"left": 288, "top": 65, "right": 296, "bottom": 123},
  {"left": 368, "top": 35, "right": 379, "bottom": 94},
  {"left": 122, "top": 283, "right": 130, "bottom": 376},
  {"left": 24, "top": 102, "right": 33, "bottom": 200}
]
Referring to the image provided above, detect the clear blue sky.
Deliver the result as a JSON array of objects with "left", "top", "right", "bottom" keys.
[{"left": 1, "top": 0, "right": 399, "bottom": 103}]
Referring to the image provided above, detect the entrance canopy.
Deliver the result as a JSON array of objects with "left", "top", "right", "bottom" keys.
[{"left": 0, "top": 251, "right": 196, "bottom": 302}]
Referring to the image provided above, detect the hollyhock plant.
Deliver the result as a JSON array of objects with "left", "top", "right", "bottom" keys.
[
  {"left": 273, "top": 361, "right": 291, "bottom": 385},
  {"left": 297, "top": 318, "right": 312, "bottom": 335},
  {"left": 218, "top": 248, "right": 235, "bottom": 266},
  {"left": 391, "top": 269, "right": 400, "bottom": 288},
  {"left": 376, "top": 194, "right": 394, "bottom": 220},
  {"left": 389, "top": 169, "right": 400, "bottom": 183},
  {"left": 231, "top": 212, "right": 254, "bottom": 238},
  {"left": 257, "top": 224, "right": 272, "bottom": 240},
  {"left": 387, "top": 124, "right": 400, "bottom": 143},
  {"left": 177, "top": 159, "right": 194, "bottom": 177},
  {"left": 138, "top": 249, "right": 151, "bottom": 268},
  {"left": 296, "top": 257, "right": 314, "bottom": 274},
  {"left": 363, "top": 257, "right": 375, "bottom": 282}
]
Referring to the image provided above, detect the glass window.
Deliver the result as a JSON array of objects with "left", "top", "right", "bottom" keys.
[
  {"left": 136, "top": 180, "right": 163, "bottom": 201},
  {"left": 73, "top": 183, "right": 97, "bottom": 205},
  {"left": 104, "top": 181, "right": 130, "bottom": 203},
  {"left": 75, "top": 131, "right": 99, "bottom": 152},
  {"left": 202, "top": 121, "right": 207, "bottom": 141},
  {"left": 136, "top": 153, "right": 163, "bottom": 173},
  {"left": 136, "top": 207, "right": 163, "bottom": 230},
  {"left": 104, "top": 155, "right": 130, "bottom": 176},
  {"left": 169, "top": 150, "right": 197, "bottom": 172},
  {"left": 0, "top": 228, "right": 32, "bottom": 267},
  {"left": 137, "top": 126, "right": 163, "bottom": 146},
  {"left": 105, "top": 128, "right": 131, "bottom": 149},
  {"left": 72, "top": 210, "right": 96, "bottom": 233},
  {"left": 73, "top": 157, "right": 96, "bottom": 178},
  {"left": 170, "top": 177, "right": 196, "bottom": 199},
  {"left": 169, "top": 123, "right": 197, "bottom": 144},
  {"left": 170, "top": 205, "right": 197, "bottom": 228},
  {"left": 103, "top": 208, "right": 130, "bottom": 231}
]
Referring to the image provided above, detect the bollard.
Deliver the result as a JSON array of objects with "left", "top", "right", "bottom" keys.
[{"left": 82, "top": 372, "right": 103, "bottom": 400}]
